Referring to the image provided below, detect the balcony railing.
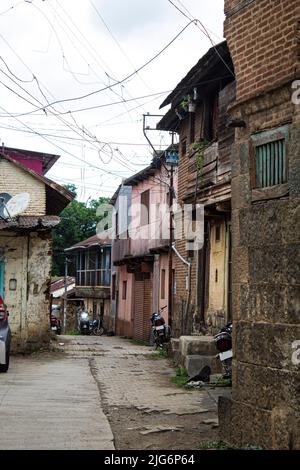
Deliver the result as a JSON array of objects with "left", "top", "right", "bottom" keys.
[{"left": 76, "top": 269, "right": 111, "bottom": 287}]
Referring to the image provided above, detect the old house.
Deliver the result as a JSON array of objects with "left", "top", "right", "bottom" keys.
[
  {"left": 218, "top": 0, "right": 300, "bottom": 449},
  {"left": 65, "top": 233, "right": 112, "bottom": 329},
  {"left": 0, "top": 147, "right": 73, "bottom": 351},
  {"left": 157, "top": 41, "right": 235, "bottom": 337},
  {"left": 111, "top": 155, "right": 176, "bottom": 342},
  {"left": 50, "top": 276, "right": 76, "bottom": 328}
]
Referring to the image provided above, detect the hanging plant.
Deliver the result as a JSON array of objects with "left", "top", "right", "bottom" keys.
[
  {"left": 190, "top": 140, "right": 209, "bottom": 186},
  {"left": 180, "top": 95, "right": 191, "bottom": 111}
]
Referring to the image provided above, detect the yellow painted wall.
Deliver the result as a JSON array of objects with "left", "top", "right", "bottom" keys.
[
  {"left": 0, "top": 159, "right": 46, "bottom": 215},
  {"left": 208, "top": 221, "right": 227, "bottom": 313}
]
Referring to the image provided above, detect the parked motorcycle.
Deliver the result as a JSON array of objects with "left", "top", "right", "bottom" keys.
[
  {"left": 89, "top": 318, "right": 105, "bottom": 336},
  {"left": 150, "top": 305, "right": 171, "bottom": 349},
  {"left": 214, "top": 322, "right": 233, "bottom": 379},
  {"left": 50, "top": 312, "right": 61, "bottom": 335},
  {"left": 79, "top": 311, "right": 90, "bottom": 335}
]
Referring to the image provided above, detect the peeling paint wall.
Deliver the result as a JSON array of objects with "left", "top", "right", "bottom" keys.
[{"left": 0, "top": 231, "right": 52, "bottom": 352}]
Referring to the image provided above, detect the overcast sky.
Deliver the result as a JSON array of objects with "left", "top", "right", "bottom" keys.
[{"left": 0, "top": 0, "right": 225, "bottom": 201}]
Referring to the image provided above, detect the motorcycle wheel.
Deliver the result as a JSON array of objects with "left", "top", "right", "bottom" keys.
[{"left": 94, "top": 327, "right": 104, "bottom": 336}]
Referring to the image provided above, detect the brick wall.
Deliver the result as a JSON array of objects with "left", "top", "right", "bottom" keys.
[
  {"left": 0, "top": 159, "right": 46, "bottom": 215},
  {"left": 173, "top": 113, "right": 200, "bottom": 336},
  {"left": 224, "top": 0, "right": 300, "bottom": 102}
]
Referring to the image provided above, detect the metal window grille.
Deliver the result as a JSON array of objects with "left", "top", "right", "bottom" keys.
[{"left": 255, "top": 139, "right": 287, "bottom": 188}]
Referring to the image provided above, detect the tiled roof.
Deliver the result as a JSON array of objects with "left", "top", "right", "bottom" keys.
[{"left": 0, "top": 215, "right": 61, "bottom": 231}]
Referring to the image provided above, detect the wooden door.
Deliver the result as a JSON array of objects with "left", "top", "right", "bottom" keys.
[{"left": 133, "top": 273, "right": 151, "bottom": 342}]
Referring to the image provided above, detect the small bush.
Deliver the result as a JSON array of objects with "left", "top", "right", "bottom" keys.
[
  {"left": 171, "top": 367, "right": 189, "bottom": 387},
  {"left": 65, "top": 329, "right": 80, "bottom": 336}
]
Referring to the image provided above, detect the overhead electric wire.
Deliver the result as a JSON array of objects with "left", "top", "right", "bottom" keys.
[
  {"left": 167, "top": 0, "right": 234, "bottom": 77},
  {"left": 9, "top": 19, "right": 197, "bottom": 113},
  {"left": 0, "top": 102, "right": 126, "bottom": 179},
  {"left": 89, "top": 0, "right": 152, "bottom": 93},
  {"left": 0, "top": 1, "right": 24, "bottom": 17},
  {"left": 0, "top": 54, "right": 142, "bottom": 172},
  {"left": 0, "top": 74, "right": 232, "bottom": 117},
  {"left": 48, "top": 0, "right": 146, "bottom": 117}
]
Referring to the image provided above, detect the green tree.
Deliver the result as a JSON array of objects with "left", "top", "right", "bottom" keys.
[{"left": 52, "top": 185, "right": 109, "bottom": 276}]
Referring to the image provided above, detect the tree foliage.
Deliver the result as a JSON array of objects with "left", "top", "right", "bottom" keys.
[{"left": 52, "top": 185, "right": 109, "bottom": 276}]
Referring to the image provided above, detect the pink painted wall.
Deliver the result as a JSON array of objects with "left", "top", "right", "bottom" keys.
[
  {"left": 130, "top": 168, "right": 176, "bottom": 257},
  {"left": 9, "top": 156, "right": 43, "bottom": 175}
]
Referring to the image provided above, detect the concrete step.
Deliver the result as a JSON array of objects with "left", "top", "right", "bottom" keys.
[{"left": 179, "top": 335, "right": 217, "bottom": 356}]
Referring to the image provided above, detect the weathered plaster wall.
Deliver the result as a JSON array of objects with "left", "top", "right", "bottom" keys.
[
  {"left": 0, "top": 159, "right": 46, "bottom": 215},
  {"left": 0, "top": 231, "right": 52, "bottom": 352}
]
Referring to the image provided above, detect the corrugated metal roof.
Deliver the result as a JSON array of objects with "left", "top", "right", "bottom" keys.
[
  {"left": 50, "top": 276, "right": 75, "bottom": 294},
  {"left": 65, "top": 230, "right": 112, "bottom": 251}
]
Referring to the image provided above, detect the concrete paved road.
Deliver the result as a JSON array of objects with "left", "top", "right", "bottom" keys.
[
  {"left": 0, "top": 334, "right": 230, "bottom": 450},
  {"left": 0, "top": 348, "right": 114, "bottom": 450}
]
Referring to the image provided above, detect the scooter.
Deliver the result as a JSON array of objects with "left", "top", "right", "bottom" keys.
[
  {"left": 50, "top": 313, "right": 61, "bottom": 334},
  {"left": 214, "top": 322, "right": 233, "bottom": 379},
  {"left": 150, "top": 305, "right": 171, "bottom": 349}
]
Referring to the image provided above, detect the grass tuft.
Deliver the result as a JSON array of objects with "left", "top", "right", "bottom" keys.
[{"left": 171, "top": 366, "right": 189, "bottom": 387}]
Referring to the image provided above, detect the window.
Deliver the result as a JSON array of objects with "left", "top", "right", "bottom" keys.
[
  {"left": 251, "top": 125, "right": 289, "bottom": 199},
  {"left": 215, "top": 224, "right": 221, "bottom": 242},
  {"left": 140, "top": 189, "right": 150, "bottom": 226},
  {"left": 161, "top": 269, "right": 166, "bottom": 299},
  {"left": 122, "top": 280, "right": 127, "bottom": 300},
  {"left": 254, "top": 140, "right": 287, "bottom": 188}
]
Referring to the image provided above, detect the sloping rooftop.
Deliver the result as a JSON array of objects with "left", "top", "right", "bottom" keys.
[
  {"left": 157, "top": 41, "right": 234, "bottom": 131},
  {"left": 50, "top": 276, "right": 75, "bottom": 294},
  {"left": 1, "top": 153, "right": 74, "bottom": 215},
  {"left": 109, "top": 145, "right": 178, "bottom": 205},
  {"left": 65, "top": 230, "right": 112, "bottom": 251},
  {"left": 2, "top": 146, "right": 60, "bottom": 175}
]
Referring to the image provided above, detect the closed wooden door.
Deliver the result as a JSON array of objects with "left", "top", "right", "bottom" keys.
[{"left": 133, "top": 273, "right": 151, "bottom": 342}]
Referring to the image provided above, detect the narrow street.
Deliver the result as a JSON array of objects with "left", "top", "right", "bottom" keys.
[{"left": 0, "top": 335, "right": 229, "bottom": 450}]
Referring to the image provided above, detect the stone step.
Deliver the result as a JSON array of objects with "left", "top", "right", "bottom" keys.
[
  {"left": 179, "top": 335, "right": 217, "bottom": 357},
  {"left": 185, "top": 354, "right": 222, "bottom": 378}
]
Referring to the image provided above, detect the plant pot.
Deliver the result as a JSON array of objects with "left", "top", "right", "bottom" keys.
[{"left": 188, "top": 102, "right": 196, "bottom": 113}]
